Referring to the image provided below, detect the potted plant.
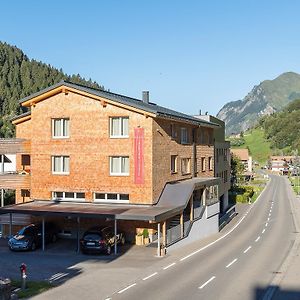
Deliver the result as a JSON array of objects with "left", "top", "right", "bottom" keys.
[{"left": 143, "top": 229, "right": 150, "bottom": 245}]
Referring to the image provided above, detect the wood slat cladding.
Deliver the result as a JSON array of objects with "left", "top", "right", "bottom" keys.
[
  {"left": 0, "top": 174, "right": 30, "bottom": 189},
  {"left": 0, "top": 139, "right": 31, "bottom": 154}
]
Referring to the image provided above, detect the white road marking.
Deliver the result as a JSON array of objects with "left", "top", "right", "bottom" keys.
[
  {"left": 142, "top": 272, "right": 158, "bottom": 281},
  {"left": 255, "top": 236, "right": 261, "bottom": 242},
  {"left": 163, "top": 262, "right": 176, "bottom": 270},
  {"left": 269, "top": 213, "right": 271, "bottom": 216},
  {"left": 267, "top": 217, "right": 270, "bottom": 221},
  {"left": 180, "top": 183, "right": 268, "bottom": 262},
  {"left": 49, "top": 272, "right": 68, "bottom": 281},
  {"left": 181, "top": 214, "right": 247, "bottom": 261},
  {"left": 199, "top": 276, "right": 216, "bottom": 289},
  {"left": 118, "top": 283, "right": 137, "bottom": 294},
  {"left": 262, "top": 229, "right": 266, "bottom": 234},
  {"left": 266, "top": 222, "right": 268, "bottom": 227},
  {"left": 226, "top": 258, "right": 238, "bottom": 268},
  {"left": 243, "top": 246, "right": 252, "bottom": 253}
]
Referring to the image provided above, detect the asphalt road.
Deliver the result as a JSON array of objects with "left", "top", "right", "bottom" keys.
[{"left": 110, "top": 176, "right": 297, "bottom": 300}]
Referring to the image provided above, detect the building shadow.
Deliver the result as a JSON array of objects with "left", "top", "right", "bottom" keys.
[{"left": 255, "top": 285, "right": 300, "bottom": 300}]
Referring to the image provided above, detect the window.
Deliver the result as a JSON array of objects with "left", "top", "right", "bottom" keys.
[
  {"left": 52, "top": 191, "right": 85, "bottom": 201},
  {"left": 181, "top": 158, "right": 191, "bottom": 174},
  {"left": 201, "top": 157, "right": 206, "bottom": 172},
  {"left": 52, "top": 156, "right": 70, "bottom": 174},
  {"left": 180, "top": 128, "right": 189, "bottom": 144},
  {"left": 94, "top": 192, "right": 129, "bottom": 203},
  {"left": 170, "top": 124, "right": 177, "bottom": 139},
  {"left": 110, "top": 117, "right": 129, "bottom": 137},
  {"left": 171, "top": 155, "right": 178, "bottom": 173},
  {"left": 209, "top": 157, "right": 213, "bottom": 170},
  {"left": 110, "top": 156, "right": 129, "bottom": 175},
  {"left": 52, "top": 118, "right": 69, "bottom": 138}
]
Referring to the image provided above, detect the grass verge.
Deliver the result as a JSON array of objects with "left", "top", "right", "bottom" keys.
[
  {"left": 11, "top": 280, "right": 53, "bottom": 299},
  {"left": 289, "top": 176, "right": 300, "bottom": 195}
]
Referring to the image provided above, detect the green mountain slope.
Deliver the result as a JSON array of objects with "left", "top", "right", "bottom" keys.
[
  {"left": 0, "top": 41, "right": 104, "bottom": 137},
  {"left": 217, "top": 72, "right": 300, "bottom": 135},
  {"left": 229, "top": 128, "right": 272, "bottom": 165}
]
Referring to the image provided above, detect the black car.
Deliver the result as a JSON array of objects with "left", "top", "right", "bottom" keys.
[
  {"left": 80, "top": 226, "right": 125, "bottom": 255},
  {"left": 8, "top": 222, "right": 59, "bottom": 251}
]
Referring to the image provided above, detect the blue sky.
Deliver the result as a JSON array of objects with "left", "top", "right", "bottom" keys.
[{"left": 1, "top": 0, "right": 300, "bottom": 115}]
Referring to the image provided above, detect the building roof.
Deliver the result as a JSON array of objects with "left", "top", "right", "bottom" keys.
[
  {"left": 231, "top": 149, "right": 249, "bottom": 161},
  {"left": 270, "top": 156, "right": 294, "bottom": 161},
  {"left": 15, "top": 80, "right": 219, "bottom": 127}
]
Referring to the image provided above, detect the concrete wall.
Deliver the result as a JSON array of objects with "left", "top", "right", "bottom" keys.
[{"left": 167, "top": 202, "right": 220, "bottom": 252}]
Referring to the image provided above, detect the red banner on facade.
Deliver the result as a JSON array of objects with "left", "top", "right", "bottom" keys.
[{"left": 134, "top": 128, "right": 144, "bottom": 184}]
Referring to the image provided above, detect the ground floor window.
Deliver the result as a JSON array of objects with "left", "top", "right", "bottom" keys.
[
  {"left": 94, "top": 192, "right": 129, "bottom": 203},
  {"left": 52, "top": 191, "right": 85, "bottom": 201}
]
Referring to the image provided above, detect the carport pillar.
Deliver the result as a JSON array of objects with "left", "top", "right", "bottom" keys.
[
  {"left": 9, "top": 213, "right": 12, "bottom": 236},
  {"left": 42, "top": 217, "right": 45, "bottom": 251},
  {"left": 114, "top": 218, "right": 117, "bottom": 255},
  {"left": 162, "top": 221, "right": 167, "bottom": 256},
  {"left": 76, "top": 217, "right": 80, "bottom": 254},
  {"left": 180, "top": 212, "right": 184, "bottom": 238},
  {"left": 157, "top": 223, "right": 161, "bottom": 257}
]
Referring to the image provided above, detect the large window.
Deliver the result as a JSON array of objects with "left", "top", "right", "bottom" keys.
[
  {"left": 52, "top": 156, "right": 70, "bottom": 174},
  {"left": 180, "top": 128, "right": 189, "bottom": 144},
  {"left": 52, "top": 118, "right": 69, "bottom": 138},
  {"left": 171, "top": 155, "right": 178, "bottom": 173},
  {"left": 94, "top": 192, "right": 129, "bottom": 203},
  {"left": 110, "top": 156, "right": 129, "bottom": 175},
  {"left": 110, "top": 117, "right": 129, "bottom": 138},
  {"left": 181, "top": 158, "right": 191, "bottom": 174},
  {"left": 52, "top": 191, "right": 85, "bottom": 201}
]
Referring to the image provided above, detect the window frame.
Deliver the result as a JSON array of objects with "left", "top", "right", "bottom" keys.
[
  {"left": 181, "top": 157, "right": 191, "bottom": 175},
  {"left": 52, "top": 191, "right": 85, "bottom": 202},
  {"left": 109, "top": 116, "right": 129, "bottom": 138},
  {"left": 170, "top": 124, "right": 177, "bottom": 140},
  {"left": 170, "top": 155, "right": 178, "bottom": 174},
  {"left": 51, "top": 156, "right": 70, "bottom": 175},
  {"left": 94, "top": 192, "right": 130, "bottom": 204},
  {"left": 209, "top": 156, "right": 213, "bottom": 171},
  {"left": 109, "top": 156, "right": 129, "bottom": 176},
  {"left": 52, "top": 118, "right": 70, "bottom": 139},
  {"left": 201, "top": 157, "right": 206, "bottom": 172},
  {"left": 180, "top": 127, "right": 189, "bottom": 144}
]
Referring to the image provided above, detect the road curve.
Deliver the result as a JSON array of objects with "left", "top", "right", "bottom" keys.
[{"left": 110, "top": 176, "right": 297, "bottom": 300}]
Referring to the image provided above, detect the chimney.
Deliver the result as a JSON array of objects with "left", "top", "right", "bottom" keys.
[
  {"left": 199, "top": 109, "right": 202, "bottom": 115},
  {"left": 142, "top": 91, "right": 149, "bottom": 104}
]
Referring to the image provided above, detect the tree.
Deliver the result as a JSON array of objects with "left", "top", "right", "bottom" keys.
[{"left": 231, "top": 154, "right": 244, "bottom": 186}]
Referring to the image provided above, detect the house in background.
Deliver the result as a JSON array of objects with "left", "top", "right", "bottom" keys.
[
  {"left": 231, "top": 148, "right": 252, "bottom": 173},
  {"left": 270, "top": 156, "right": 294, "bottom": 173},
  {"left": 0, "top": 81, "right": 229, "bottom": 254}
]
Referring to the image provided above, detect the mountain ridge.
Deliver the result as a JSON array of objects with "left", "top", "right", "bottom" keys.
[{"left": 217, "top": 72, "right": 300, "bottom": 135}]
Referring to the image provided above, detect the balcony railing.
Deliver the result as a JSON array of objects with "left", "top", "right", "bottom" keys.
[{"left": 0, "top": 172, "right": 30, "bottom": 189}]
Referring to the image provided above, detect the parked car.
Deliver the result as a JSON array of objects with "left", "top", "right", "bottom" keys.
[
  {"left": 80, "top": 226, "right": 125, "bottom": 255},
  {"left": 8, "top": 222, "right": 59, "bottom": 251}
]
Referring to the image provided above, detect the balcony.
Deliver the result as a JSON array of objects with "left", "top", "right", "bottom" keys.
[
  {"left": 0, "top": 172, "right": 30, "bottom": 189},
  {"left": 0, "top": 138, "right": 31, "bottom": 154}
]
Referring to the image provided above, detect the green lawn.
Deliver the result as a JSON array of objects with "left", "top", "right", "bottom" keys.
[
  {"left": 11, "top": 280, "right": 53, "bottom": 299},
  {"left": 229, "top": 128, "right": 272, "bottom": 165},
  {"left": 289, "top": 176, "right": 300, "bottom": 195}
]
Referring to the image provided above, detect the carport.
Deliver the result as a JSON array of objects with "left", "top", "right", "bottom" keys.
[{"left": 0, "top": 200, "right": 181, "bottom": 256}]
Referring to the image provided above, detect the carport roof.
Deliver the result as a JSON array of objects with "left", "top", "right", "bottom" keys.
[
  {"left": 0, "top": 200, "right": 182, "bottom": 222},
  {"left": 0, "top": 177, "right": 220, "bottom": 222}
]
